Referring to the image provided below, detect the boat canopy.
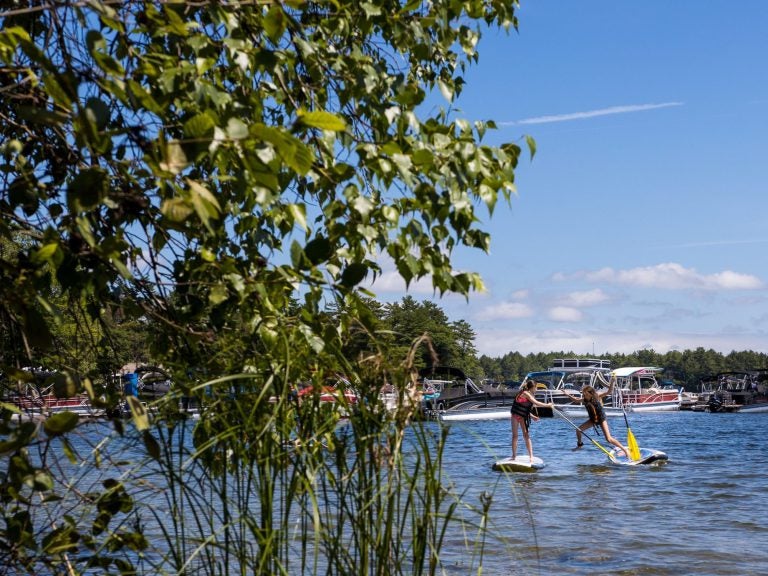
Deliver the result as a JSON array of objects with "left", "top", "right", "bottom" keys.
[{"left": 611, "top": 366, "right": 664, "bottom": 378}]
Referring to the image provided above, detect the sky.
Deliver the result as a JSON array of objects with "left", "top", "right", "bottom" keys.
[{"left": 367, "top": 1, "right": 768, "bottom": 358}]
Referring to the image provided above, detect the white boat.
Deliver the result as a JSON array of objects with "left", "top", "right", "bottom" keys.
[
  {"left": 556, "top": 403, "right": 626, "bottom": 419},
  {"left": 612, "top": 367, "right": 682, "bottom": 412},
  {"left": 557, "top": 366, "right": 682, "bottom": 417},
  {"left": 423, "top": 367, "right": 517, "bottom": 421},
  {"left": 530, "top": 358, "right": 613, "bottom": 417},
  {"left": 4, "top": 370, "right": 105, "bottom": 419},
  {"left": 439, "top": 407, "right": 512, "bottom": 421},
  {"left": 440, "top": 358, "right": 613, "bottom": 422}
]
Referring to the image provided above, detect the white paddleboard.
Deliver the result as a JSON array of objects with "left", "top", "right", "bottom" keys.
[
  {"left": 492, "top": 455, "right": 545, "bottom": 472},
  {"left": 609, "top": 447, "right": 668, "bottom": 466}
]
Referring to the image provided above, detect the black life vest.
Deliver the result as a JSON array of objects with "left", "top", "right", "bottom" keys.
[
  {"left": 511, "top": 393, "right": 533, "bottom": 428},
  {"left": 585, "top": 397, "right": 606, "bottom": 424}
]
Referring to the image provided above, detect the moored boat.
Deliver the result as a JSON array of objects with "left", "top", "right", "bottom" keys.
[
  {"left": 693, "top": 370, "right": 768, "bottom": 413},
  {"left": 612, "top": 367, "right": 682, "bottom": 412},
  {"left": 2, "top": 369, "right": 105, "bottom": 420},
  {"left": 438, "top": 359, "right": 613, "bottom": 422},
  {"left": 558, "top": 366, "right": 682, "bottom": 417},
  {"left": 422, "top": 367, "right": 517, "bottom": 421},
  {"left": 529, "top": 358, "right": 613, "bottom": 418}
]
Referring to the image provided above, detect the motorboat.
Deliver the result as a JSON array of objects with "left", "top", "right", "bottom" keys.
[
  {"left": 557, "top": 366, "right": 682, "bottom": 417},
  {"left": 421, "top": 367, "right": 517, "bottom": 421},
  {"left": 694, "top": 370, "right": 768, "bottom": 413},
  {"left": 438, "top": 359, "right": 612, "bottom": 422},
  {"left": 2, "top": 369, "right": 104, "bottom": 419},
  {"left": 529, "top": 358, "right": 613, "bottom": 417},
  {"left": 612, "top": 366, "right": 682, "bottom": 412}
]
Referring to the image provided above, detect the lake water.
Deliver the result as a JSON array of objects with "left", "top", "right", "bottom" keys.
[
  {"left": 49, "top": 410, "right": 767, "bottom": 575},
  {"left": 436, "top": 411, "right": 768, "bottom": 575}
]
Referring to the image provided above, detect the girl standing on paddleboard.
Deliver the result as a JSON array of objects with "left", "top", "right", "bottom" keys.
[
  {"left": 564, "top": 383, "right": 630, "bottom": 458},
  {"left": 510, "top": 381, "right": 555, "bottom": 463}
]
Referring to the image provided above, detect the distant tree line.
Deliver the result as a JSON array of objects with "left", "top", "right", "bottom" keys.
[
  {"left": 4, "top": 287, "right": 763, "bottom": 393},
  {"left": 477, "top": 349, "right": 768, "bottom": 391},
  {"left": 342, "top": 297, "right": 768, "bottom": 391}
]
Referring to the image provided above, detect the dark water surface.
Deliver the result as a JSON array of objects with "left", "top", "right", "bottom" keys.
[{"left": 437, "top": 411, "right": 768, "bottom": 575}]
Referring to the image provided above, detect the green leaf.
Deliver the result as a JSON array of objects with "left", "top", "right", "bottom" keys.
[
  {"left": 159, "top": 140, "right": 188, "bottom": 174},
  {"left": 209, "top": 284, "right": 228, "bottom": 305},
  {"left": 186, "top": 179, "right": 221, "bottom": 233},
  {"left": 126, "top": 396, "right": 149, "bottom": 431},
  {"left": 160, "top": 198, "right": 195, "bottom": 223},
  {"left": 84, "top": 97, "right": 111, "bottom": 130},
  {"left": 251, "top": 124, "right": 314, "bottom": 175},
  {"left": 143, "top": 431, "right": 161, "bottom": 462},
  {"left": 44, "top": 412, "right": 80, "bottom": 436},
  {"left": 42, "top": 525, "right": 79, "bottom": 555},
  {"left": 297, "top": 110, "right": 347, "bottom": 132},
  {"left": 290, "top": 240, "right": 307, "bottom": 269},
  {"left": 340, "top": 263, "right": 368, "bottom": 288},
  {"left": 437, "top": 79, "right": 454, "bottom": 101},
  {"left": 61, "top": 438, "right": 78, "bottom": 464},
  {"left": 361, "top": 2, "right": 383, "bottom": 16},
  {"left": 32, "top": 471, "right": 54, "bottom": 491},
  {"left": 68, "top": 168, "right": 109, "bottom": 212},
  {"left": 23, "top": 306, "right": 53, "bottom": 349},
  {"left": 226, "top": 117, "right": 249, "bottom": 140},
  {"left": 42, "top": 75, "right": 74, "bottom": 108},
  {"left": 288, "top": 203, "right": 307, "bottom": 231},
  {"left": 0, "top": 402, "right": 21, "bottom": 415},
  {"left": 30, "top": 243, "right": 59, "bottom": 265},
  {"left": 299, "top": 324, "right": 325, "bottom": 353},
  {"left": 305, "top": 236, "right": 332, "bottom": 264},
  {"left": 526, "top": 134, "right": 537, "bottom": 160},
  {"left": 53, "top": 372, "right": 79, "bottom": 398},
  {"left": 184, "top": 113, "right": 215, "bottom": 140},
  {"left": 264, "top": 5, "right": 287, "bottom": 43}
]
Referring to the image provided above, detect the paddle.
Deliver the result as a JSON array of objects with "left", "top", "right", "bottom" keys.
[
  {"left": 553, "top": 408, "right": 616, "bottom": 462},
  {"left": 619, "top": 391, "right": 641, "bottom": 461}
]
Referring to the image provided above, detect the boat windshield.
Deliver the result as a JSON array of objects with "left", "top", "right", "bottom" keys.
[{"left": 522, "top": 371, "right": 565, "bottom": 390}]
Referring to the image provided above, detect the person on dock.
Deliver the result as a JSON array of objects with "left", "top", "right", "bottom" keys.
[
  {"left": 510, "top": 381, "right": 555, "bottom": 463},
  {"left": 563, "top": 382, "right": 630, "bottom": 458}
]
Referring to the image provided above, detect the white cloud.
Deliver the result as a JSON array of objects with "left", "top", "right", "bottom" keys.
[
  {"left": 476, "top": 301, "right": 534, "bottom": 320},
  {"left": 368, "top": 270, "right": 435, "bottom": 294},
  {"left": 503, "top": 102, "right": 683, "bottom": 126},
  {"left": 559, "top": 263, "right": 763, "bottom": 291},
  {"left": 558, "top": 288, "right": 610, "bottom": 307},
  {"left": 474, "top": 327, "right": 768, "bottom": 358},
  {"left": 548, "top": 306, "right": 583, "bottom": 322}
]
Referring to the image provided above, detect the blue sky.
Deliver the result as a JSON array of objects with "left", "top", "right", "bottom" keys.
[{"left": 368, "top": 1, "right": 768, "bottom": 357}]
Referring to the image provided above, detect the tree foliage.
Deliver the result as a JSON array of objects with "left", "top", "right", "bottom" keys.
[
  {"left": 0, "top": 1, "right": 526, "bottom": 573},
  {"left": 0, "top": 0, "right": 525, "bottom": 378}
]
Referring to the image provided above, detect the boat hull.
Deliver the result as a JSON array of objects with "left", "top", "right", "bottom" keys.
[
  {"left": 439, "top": 408, "right": 511, "bottom": 421},
  {"left": 733, "top": 403, "right": 768, "bottom": 413},
  {"left": 556, "top": 405, "right": 625, "bottom": 419},
  {"left": 625, "top": 399, "right": 681, "bottom": 412}
]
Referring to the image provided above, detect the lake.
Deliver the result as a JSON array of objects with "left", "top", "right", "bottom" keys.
[
  {"left": 46, "top": 410, "right": 768, "bottom": 575},
  {"left": 435, "top": 410, "right": 768, "bottom": 575}
]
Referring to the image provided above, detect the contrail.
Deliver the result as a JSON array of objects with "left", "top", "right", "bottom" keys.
[{"left": 500, "top": 102, "right": 683, "bottom": 126}]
